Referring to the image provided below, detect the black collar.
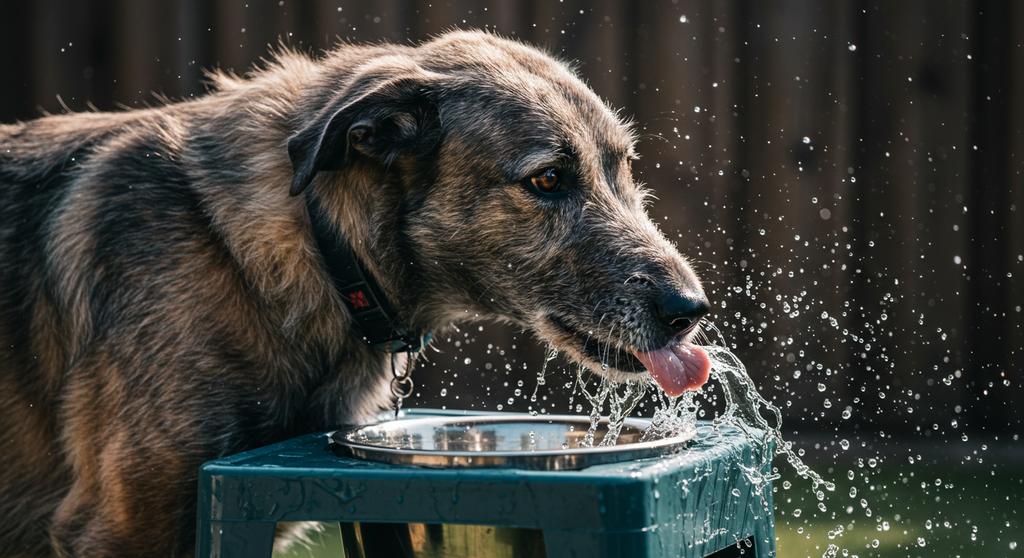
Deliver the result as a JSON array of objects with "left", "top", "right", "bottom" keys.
[{"left": 305, "top": 194, "right": 429, "bottom": 353}]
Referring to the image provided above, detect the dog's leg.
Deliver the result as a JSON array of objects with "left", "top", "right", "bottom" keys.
[
  {"left": 48, "top": 351, "right": 226, "bottom": 558},
  {"left": 49, "top": 428, "right": 204, "bottom": 558}
]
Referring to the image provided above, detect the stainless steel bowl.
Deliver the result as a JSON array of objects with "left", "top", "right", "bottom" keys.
[{"left": 330, "top": 413, "right": 696, "bottom": 471}]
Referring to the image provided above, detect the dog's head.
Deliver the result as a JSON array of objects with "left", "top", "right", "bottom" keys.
[{"left": 289, "top": 31, "right": 711, "bottom": 395}]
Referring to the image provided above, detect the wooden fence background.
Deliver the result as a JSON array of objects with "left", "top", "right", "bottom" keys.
[{"left": 1, "top": 0, "right": 1020, "bottom": 434}]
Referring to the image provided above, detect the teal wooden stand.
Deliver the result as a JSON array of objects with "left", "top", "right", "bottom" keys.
[{"left": 196, "top": 409, "right": 775, "bottom": 557}]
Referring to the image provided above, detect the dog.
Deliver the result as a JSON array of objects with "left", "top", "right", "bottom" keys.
[{"left": 0, "top": 30, "right": 710, "bottom": 557}]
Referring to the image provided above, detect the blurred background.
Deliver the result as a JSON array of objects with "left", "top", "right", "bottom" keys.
[{"left": 3, "top": 1, "right": 1021, "bottom": 556}]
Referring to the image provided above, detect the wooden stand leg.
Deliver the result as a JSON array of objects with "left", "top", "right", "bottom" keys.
[{"left": 196, "top": 520, "right": 276, "bottom": 558}]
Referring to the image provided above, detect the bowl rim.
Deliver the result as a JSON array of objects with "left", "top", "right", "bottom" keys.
[{"left": 330, "top": 413, "right": 696, "bottom": 467}]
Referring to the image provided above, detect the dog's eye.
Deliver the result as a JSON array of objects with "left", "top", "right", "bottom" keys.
[{"left": 527, "top": 168, "right": 562, "bottom": 194}]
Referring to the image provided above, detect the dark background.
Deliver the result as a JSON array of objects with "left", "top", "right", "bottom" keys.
[{"left": 2, "top": 0, "right": 1021, "bottom": 437}]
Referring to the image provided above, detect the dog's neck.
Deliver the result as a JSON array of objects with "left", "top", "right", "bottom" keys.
[
  {"left": 304, "top": 190, "right": 429, "bottom": 353},
  {"left": 304, "top": 167, "right": 436, "bottom": 348},
  {"left": 190, "top": 73, "right": 442, "bottom": 366}
]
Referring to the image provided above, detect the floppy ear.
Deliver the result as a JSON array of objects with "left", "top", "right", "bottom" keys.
[{"left": 287, "top": 69, "right": 442, "bottom": 196}]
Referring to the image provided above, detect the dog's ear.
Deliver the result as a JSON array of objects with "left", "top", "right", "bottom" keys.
[{"left": 287, "top": 67, "right": 443, "bottom": 196}]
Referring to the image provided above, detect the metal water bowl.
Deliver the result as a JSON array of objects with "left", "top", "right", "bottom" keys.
[
  {"left": 328, "top": 414, "right": 696, "bottom": 558},
  {"left": 332, "top": 413, "right": 695, "bottom": 470}
]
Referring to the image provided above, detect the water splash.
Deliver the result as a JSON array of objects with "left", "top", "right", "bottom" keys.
[
  {"left": 575, "top": 321, "right": 835, "bottom": 493},
  {"left": 700, "top": 332, "right": 835, "bottom": 492},
  {"left": 529, "top": 347, "right": 558, "bottom": 412},
  {"left": 573, "top": 369, "right": 648, "bottom": 447}
]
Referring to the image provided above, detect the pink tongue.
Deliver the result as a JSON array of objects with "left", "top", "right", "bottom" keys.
[{"left": 632, "top": 343, "right": 711, "bottom": 397}]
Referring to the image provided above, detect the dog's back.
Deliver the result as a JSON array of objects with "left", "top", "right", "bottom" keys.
[
  {"left": 0, "top": 111, "right": 163, "bottom": 554},
  {"left": 2, "top": 115, "right": 99, "bottom": 554},
  {"left": 0, "top": 105, "right": 267, "bottom": 555},
  {"left": 0, "top": 49, "right": 368, "bottom": 556}
]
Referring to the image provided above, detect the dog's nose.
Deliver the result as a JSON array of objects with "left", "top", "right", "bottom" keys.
[{"left": 654, "top": 291, "right": 709, "bottom": 335}]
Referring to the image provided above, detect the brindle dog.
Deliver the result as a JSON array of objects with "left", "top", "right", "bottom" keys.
[{"left": 0, "top": 31, "right": 709, "bottom": 556}]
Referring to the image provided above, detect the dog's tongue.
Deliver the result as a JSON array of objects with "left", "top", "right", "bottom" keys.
[{"left": 632, "top": 343, "right": 711, "bottom": 397}]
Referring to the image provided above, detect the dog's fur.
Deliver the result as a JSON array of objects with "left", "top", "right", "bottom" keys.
[{"left": 0, "top": 31, "right": 705, "bottom": 556}]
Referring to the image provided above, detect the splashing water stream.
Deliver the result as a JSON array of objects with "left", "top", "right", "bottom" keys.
[
  {"left": 550, "top": 320, "right": 854, "bottom": 556},
  {"left": 567, "top": 320, "right": 836, "bottom": 495}
]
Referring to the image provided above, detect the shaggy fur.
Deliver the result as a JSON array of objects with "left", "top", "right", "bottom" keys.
[{"left": 0, "top": 31, "right": 705, "bottom": 557}]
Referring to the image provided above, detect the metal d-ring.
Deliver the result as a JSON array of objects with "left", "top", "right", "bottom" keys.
[{"left": 390, "top": 351, "right": 418, "bottom": 418}]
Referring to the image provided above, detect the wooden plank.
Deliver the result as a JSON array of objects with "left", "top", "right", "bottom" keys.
[
  {"left": 724, "top": 0, "right": 858, "bottom": 425},
  {"left": 965, "top": 0, "right": 1017, "bottom": 430},
  {"left": 1007, "top": 1, "right": 1024, "bottom": 418}
]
